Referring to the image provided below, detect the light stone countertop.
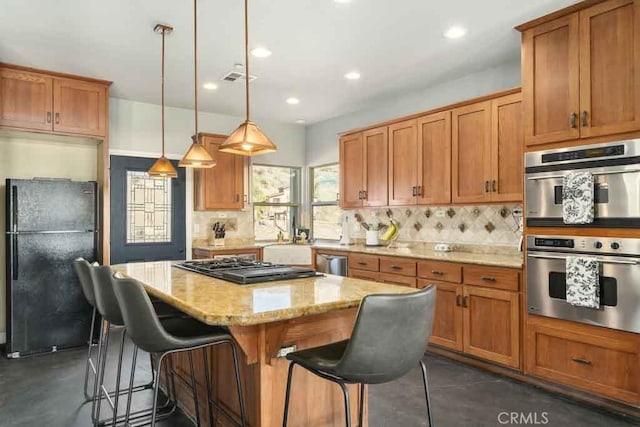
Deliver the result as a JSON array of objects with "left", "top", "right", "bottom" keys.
[
  {"left": 312, "top": 243, "right": 524, "bottom": 269},
  {"left": 112, "top": 261, "right": 416, "bottom": 326}
]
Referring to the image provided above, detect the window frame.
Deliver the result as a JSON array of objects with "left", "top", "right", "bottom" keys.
[
  {"left": 251, "top": 163, "right": 302, "bottom": 241},
  {"left": 309, "top": 162, "right": 341, "bottom": 241}
]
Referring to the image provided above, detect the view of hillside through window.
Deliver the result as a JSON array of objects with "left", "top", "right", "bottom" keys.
[
  {"left": 311, "top": 164, "right": 341, "bottom": 240},
  {"left": 252, "top": 165, "right": 300, "bottom": 240}
]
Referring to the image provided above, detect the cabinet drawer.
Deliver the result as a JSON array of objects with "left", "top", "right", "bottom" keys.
[
  {"left": 378, "top": 272, "right": 416, "bottom": 287},
  {"left": 417, "top": 261, "right": 462, "bottom": 283},
  {"left": 348, "top": 254, "right": 379, "bottom": 272},
  {"left": 526, "top": 317, "right": 639, "bottom": 405},
  {"left": 380, "top": 257, "right": 416, "bottom": 277},
  {"left": 192, "top": 249, "right": 213, "bottom": 259},
  {"left": 348, "top": 269, "right": 379, "bottom": 281},
  {"left": 463, "top": 265, "right": 519, "bottom": 291}
]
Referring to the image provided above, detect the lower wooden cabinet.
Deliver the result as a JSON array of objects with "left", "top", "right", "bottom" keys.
[
  {"left": 348, "top": 268, "right": 379, "bottom": 281},
  {"left": 463, "top": 286, "right": 520, "bottom": 369},
  {"left": 418, "top": 279, "right": 463, "bottom": 351},
  {"left": 378, "top": 272, "right": 416, "bottom": 287},
  {"left": 525, "top": 316, "right": 640, "bottom": 405}
]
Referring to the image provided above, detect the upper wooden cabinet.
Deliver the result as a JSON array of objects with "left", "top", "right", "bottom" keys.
[
  {"left": 0, "top": 68, "right": 53, "bottom": 131},
  {"left": 452, "top": 101, "right": 493, "bottom": 203},
  {"left": 0, "top": 65, "right": 109, "bottom": 138},
  {"left": 388, "top": 113, "right": 452, "bottom": 206},
  {"left": 521, "top": 0, "right": 640, "bottom": 145},
  {"left": 194, "top": 133, "right": 245, "bottom": 211},
  {"left": 339, "top": 126, "right": 388, "bottom": 208},
  {"left": 452, "top": 94, "right": 523, "bottom": 204}
]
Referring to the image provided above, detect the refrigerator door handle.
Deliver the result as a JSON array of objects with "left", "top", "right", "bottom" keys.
[
  {"left": 11, "top": 234, "right": 18, "bottom": 280},
  {"left": 11, "top": 185, "right": 18, "bottom": 232}
]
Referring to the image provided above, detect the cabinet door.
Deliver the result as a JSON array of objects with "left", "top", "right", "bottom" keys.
[
  {"left": 491, "top": 93, "right": 523, "bottom": 202},
  {"left": 348, "top": 269, "right": 379, "bottom": 281},
  {"left": 339, "top": 133, "right": 364, "bottom": 208},
  {"left": 0, "top": 69, "right": 53, "bottom": 131},
  {"left": 522, "top": 14, "right": 580, "bottom": 145},
  {"left": 195, "top": 135, "right": 245, "bottom": 210},
  {"left": 362, "top": 126, "right": 388, "bottom": 207},
  {"left": 579, "top": 0, "right": 640, "bottom": 138},
  {"left": 388, "top": 120, "right": 418, "bottom": 206},
  {"left": 53, "top": 78, "right": 107, "bottom": 137},
  {"left": 417, "top": 111, "right": 451, "bottom": 205},
  {"left": 462, "top": 286, "right": 520, "bottom": 368},
  {"left": 418, "top": 280, "right": 463, "bottom": 352},
  {"left": 452, "top": 101, "right": 492, "bottom": 203}
]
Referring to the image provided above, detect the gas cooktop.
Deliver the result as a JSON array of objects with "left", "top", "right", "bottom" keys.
[{"left": 174, "top": 258, "right": 320, "bottom": 285}]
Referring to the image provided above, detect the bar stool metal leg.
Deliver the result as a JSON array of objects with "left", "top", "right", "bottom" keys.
[
  {"left": 358, "top": 383, "right": 365, "bottom": 427},
  {"left": 282, "top": 362, "right": 295, "bottom": 427},
  {"left": 93, "top": 323, "right": 111, "bottom": 426},
  {"left": 419, "top": 360, "right": 434, "bottom": 426},
  {"left": 338, "top": 381, "right": 352, "bottom": 427},
  {"left": 187, "top": 351, "right": 202, "bottom": 426},
  {"left": 230, "top": 341, "right": 247, "bottom": 427},
  {"left": 150, "top": 352, "right": 169, "bottom": 427},
  {"left": 83, "top": 308, "right": 99, "bottom": 402},
  {"left": 123, "top": 344, "right": 139, "bottom": 426},
  {"left": 202, "top": 348, "right": 216, "bottom": 427},
  {"left": 107, "top": 330, "right": 127, "bottom": 427}
]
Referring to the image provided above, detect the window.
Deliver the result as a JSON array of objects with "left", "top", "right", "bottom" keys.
[
  {"left": 310, "top": 163, "right": 341, "bottom": 240},
  {"left": 252, "top": 165, "right": 301, "bottom": 240},
  {"left": 126, "top": 170, "right": 172, "bottom": 243}
]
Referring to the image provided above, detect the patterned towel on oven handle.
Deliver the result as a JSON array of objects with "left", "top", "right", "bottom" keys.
[
  {"left": 562, "top": 171, "right": 595, "bottom": 224},
  {"left": 566, "top": 256, "right": 600, "bottom": 309}
]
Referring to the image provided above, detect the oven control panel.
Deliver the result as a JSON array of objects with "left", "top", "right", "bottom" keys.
[{"left": 527, "top": 235, "right": 639, "bottom": 256}]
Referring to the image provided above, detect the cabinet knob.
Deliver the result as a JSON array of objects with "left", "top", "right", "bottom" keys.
[
  {"left": 570, "top": 112, "right": 577, "bottom": 128},
  {"left": 491, "top": 180, "right": 496, "bottom": 193},
  {"left": 456, "top": 294, "right": 462, "bottom": 306},
  {"left": 484, "top": 180, "right": 489, "bottom": 193},
  {"left": 431, "top": 270, "right": 444, "bottom": 276},
  {"left": 571, "top": 356, "right": 592, "bottom": 366},
  {"left": 416, "top": 186, "right": 422, "bottom": 197},
  {"left": 580, "top": 110, "right": 588, "bottom": 127},
  {"left": 462, "top": 296, "right": 469, "bottom": 308},
  {"left": 55, "top": 112, "right": 60, "bottom": 124},
  {"left": 46, "top": 112, "right": 52, "bottom": 123}
]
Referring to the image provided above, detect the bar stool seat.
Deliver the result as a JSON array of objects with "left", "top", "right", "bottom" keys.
[
  {"left": 286, "top": 340, "right": 349, "bottom": 376},
  {"left": 157, "top": 317, "right": 231, "bottom": 351}
]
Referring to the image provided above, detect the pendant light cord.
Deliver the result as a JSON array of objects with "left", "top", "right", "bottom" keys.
[
  {"left": 245, "top": 0, "right": 250, "bottom": 122},
  {"left": 161, "top": 27, "right": 166, "bottom": 157},
  {"left": 193, "top": 0, "right": 199, "bottom": 138}
]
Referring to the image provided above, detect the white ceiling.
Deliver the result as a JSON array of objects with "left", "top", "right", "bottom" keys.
[{"left": 0, "top": 0, "right": 577, "bottom": 125}]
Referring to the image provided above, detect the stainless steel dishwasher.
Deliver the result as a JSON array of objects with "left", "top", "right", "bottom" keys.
[{"left": 315, "top": 253, "right": 348, "bottom": 276}]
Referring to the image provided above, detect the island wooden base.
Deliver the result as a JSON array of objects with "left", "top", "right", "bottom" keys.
[{"left": 164, "top": 308, "right": 366, "bottom": 427}]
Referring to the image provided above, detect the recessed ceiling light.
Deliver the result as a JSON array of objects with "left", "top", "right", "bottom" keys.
[
  {"left": 251, "top": 47, "right": 272, "bottom": 58},
  {"left": 202, "top": 82, "right": 218, "bottom": 90},
  {"left": 344, "top": 71, "right": 361, "bottom": 80},
  {"left": 295, "top": 119, "right": 306, "bottom": 124},
  {"left": 443, "top": 26, "right": 467, "bottom": 39},
  {"left": 286, "top": 97, "right": 300, "bottom": 105}
]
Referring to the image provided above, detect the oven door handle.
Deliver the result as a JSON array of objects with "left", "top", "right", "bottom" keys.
[
  {"left": 527, "top": 168, "right": 640, "bottom": 181},
  {"left": 528, "top": 253, "right": 640, "bottom": 265}
]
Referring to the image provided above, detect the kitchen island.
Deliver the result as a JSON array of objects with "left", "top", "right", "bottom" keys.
[{"left": 112, "top": 261, "right": 417, "bottom": 427}]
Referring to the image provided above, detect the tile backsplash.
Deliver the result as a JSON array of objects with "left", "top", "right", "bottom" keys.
[
  {"left": 192, "top": 209, "right": 255, "bottom": 241},
  {"left": 344, "top": 204, "right": 523, "bottom": 247}
]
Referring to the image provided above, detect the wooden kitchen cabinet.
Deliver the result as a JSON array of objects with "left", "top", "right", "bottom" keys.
[
  {"left": 526, "top": 315, "right": 639, "bottom": 405},
  {"left": 339, "top": 127, "right": 388, "bottom": 208},
  {"left": 339, "top": 133, "right": 364, "bottom": 208},
  {"left": 194, "top": 133, "right": 245, "bottom": 210},
  {"left": 462, "top": 286, "right": 520, "bottom": 369},
  {"left": 418, "top": 279, "right": 464, "bottom": 352},
  {"left": 520, "top": 0, "right": 640, "bottom": 145},
  {"left": 491, "top": 93, "right": 523, "bottom": 202},
  {"left": 388, "top": 119, "right": 419, "bottom": 205},
  {"left": 0, "top": 68, "right": 53, "bottom": 131},
  {"left": 452, "top": 101, "right": 493, "bottom": 203},
  {"left": 0, "top": 65, "right": 109, "bottom": 137},
  {"left": 53, "top": 78, "right": 107, "bottom": 136}
]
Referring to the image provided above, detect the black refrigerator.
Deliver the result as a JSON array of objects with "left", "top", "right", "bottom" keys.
[{"left": 5, "top": 179, "right": 97, "bottom": 358}]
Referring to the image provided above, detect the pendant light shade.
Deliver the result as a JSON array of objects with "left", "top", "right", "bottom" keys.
[
  {"left": 149, "top": 24, "right": 178, "bottom": 179},
  {"left": 179, "top": 134, "right": 217, "bottom": 167},
  {"left": 148, "top": 156, "right": 178, "bottom": 178},
  {"left": 219, "top": 0, "right": 277, "bottom": 156},
  {"left": 179, "top": 0, "right": 216, "bottom": 168},
  {"left": 221, "top": 120, "right": 277, "bottom": 155}
]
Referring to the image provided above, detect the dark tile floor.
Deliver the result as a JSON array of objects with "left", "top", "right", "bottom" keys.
[{"left": 1, "top": 330, "right": 638, "bottom": 427}]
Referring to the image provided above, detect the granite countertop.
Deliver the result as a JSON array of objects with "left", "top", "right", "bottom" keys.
[
  {"left": 312, "top": 243, "right": 524, "bottom": 269},
  {"left": 112, "top": 261, "right": 416, "bottom": 326}
]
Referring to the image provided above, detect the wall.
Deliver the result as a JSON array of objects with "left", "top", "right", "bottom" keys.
[
  {"left": 305, "top": 61, "right": 521, "bottom": 166},
  {"left": 0, "top": 132, "right": 98, "bottom": 343}
]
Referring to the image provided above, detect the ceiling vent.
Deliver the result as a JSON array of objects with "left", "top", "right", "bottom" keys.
[{"left": 221, "top": 65, "right": 257, "bottom": 82}]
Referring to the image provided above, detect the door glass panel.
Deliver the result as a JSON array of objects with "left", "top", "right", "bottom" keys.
[{"left": 126, "top": 171, "right": 172, "bottom": 243}]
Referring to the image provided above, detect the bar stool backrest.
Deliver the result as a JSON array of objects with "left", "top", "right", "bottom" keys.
[
  {"left": 111, "top": 274, "right": 179, "bottom": 353},
  {"left": 335, "top": 286, "right": 436, "bottom": 384},
  {"left": 90, "top": 265, "right": 125, "bottom": 326},
  {"left": 73, "top": 258, "right": 96, "bottom": 308}
]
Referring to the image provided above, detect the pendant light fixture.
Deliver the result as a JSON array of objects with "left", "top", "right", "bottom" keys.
[
  {"left": 219, "top": 0, "right": 277, "bottom": 156},
  {"left": 148, "top": 24, "right": 178, "bottom": 179},
  {"left": 179, "top": 0, "right": 216, "bottom": 168}
]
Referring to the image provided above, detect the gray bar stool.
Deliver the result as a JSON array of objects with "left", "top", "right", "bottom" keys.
[
  {"left": 282, "top": 286, "right": 436, "bottom": 427},
  {"left": 112, "top": 273, "right": 247, "bottom": 427}
]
